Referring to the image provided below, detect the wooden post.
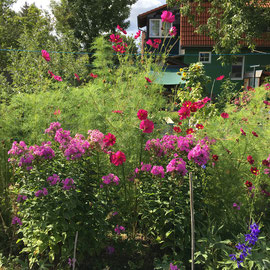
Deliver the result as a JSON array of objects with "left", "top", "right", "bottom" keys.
[
  {"left": 189, "top": 172, "right": 195, "bottom": 270},
  {"left": 73, "top": 231, "right": 78, "bottom": 270}
]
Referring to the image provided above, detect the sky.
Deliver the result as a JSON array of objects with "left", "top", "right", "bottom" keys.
[{"left": 12, "top": 0, "right": 167, "bottom": 35}]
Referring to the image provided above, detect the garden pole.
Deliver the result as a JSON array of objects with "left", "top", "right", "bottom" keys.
[
  {"left": 189, "top": 172, "right": 195, "bottom": 270},
  {"left": 73, "top": 231, "right": 78, "bottom": 270}
]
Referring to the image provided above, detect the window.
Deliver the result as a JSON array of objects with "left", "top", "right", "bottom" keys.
[
  {"left": 149, "top": 19, "right": 172, "bottom": 38},
  {"left": 231, "top": 56, "right": 245, "bottom": 80},
  {"left": 199, "top": 52, "right": 211, "bottom": 63}
]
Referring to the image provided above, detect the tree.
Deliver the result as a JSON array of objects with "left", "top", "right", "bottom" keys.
[
  {"left": 167, "top": 0, "right": 270, "bottom": 62},
  {"left": 51, "top": 0, "right": 138, "bottom": 50}
]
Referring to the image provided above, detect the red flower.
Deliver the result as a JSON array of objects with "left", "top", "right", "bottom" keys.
[
  {"left": 250, "top": 167, "right": 259, "bottom": 175},
  {"left": 216, "top": 75, "right": 224, "bottom": 81},
  {"left": 186, "top": 128, "right": 195, "bottom": 134},
  {"left": 263, "top": 100, "right": 270, "bottom": 106},
  {"left": 137, "top": 109, "right": 148, "bottom": 120},
  {"left": 146, "top": 39, "right": 159, "bottom": 49},
  {"left": 140, "top": 119, "right": 154, "bottom": 133},
  {"left": 117, "top": 25, "right": 127, "bottom": 35},
  {"left": 190, "top": 104, "right": 197, "bottom": 112},
  {"left": 153, "top": 39, "right": 162, "bottom": 44},
  {"left": 134, "top": 30, "right": 141, "bottom": 39},
  {"left": 178, "top": 106, "right": 190, "bottom": 120},
  {"left": 54, "top": 109, "right": 61, "bottom": 115},
  {"left": 112, "top": 110, "right": 123, "bottom": 114},
  {"left": 262, "top": 159, "right": 270, "bottom": 166},
  {"left": 252, "top": 131, "right": 258, "bottom": 137},
  {"left": 245, "top": 181, "right": 253, "bottom": 188},
  {"left": 173, "top": 126, "right": 181, "bottom": 133},
  {"left": 145, "top": 77, "right": 152, "bottom": 83},
  {"left": 74, "top": 73, "right": 80, "bottom": 81},
  {"left": 196, "top": 124, "right": 204, "bottom": 130},
  {"left": 41, "top": 49, "right": 50, "bottom": 62},
  {"left": 54, "top": 75, "right": 62, "bottom": 82},
  {"left": 112, "top": 44, "right": 126, "bottom": 53},
  {"left": 212, "top": 154, "right": 218, "bottom": 161},
  {"left": 221, "top": 112, "right": 229, "bottom": 119},
  {"left": 240, "top": 128, "right": 246, "bottom": 136},
  {"left": 104, "top": 133, "right": 116, "bottom": 147},
  {"left": 109, "top": 34, "right": 123, "bottom": 43},
  {"left": 247, "top": 155, "right": 254, "bottom": 165},
  {"left": 90, "top": 73, "right": 98, "bottom": 78},
  {"left": 110, "top": 151, "right": 126, "bottom": 166},
  {"left": 178, "top": 122, "right": 182, "bottom": 126},
  {"left": 48, "top": 70, "right": 54, "bottom": 78}
]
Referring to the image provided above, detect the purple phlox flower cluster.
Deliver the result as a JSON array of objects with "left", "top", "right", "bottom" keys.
[
  {"left": 112, "top": 211, "right": 118, "bottom": 216},
  {"left": 35, "top": 188, "right": 48, "bottom": 197},
  {"left": 68, "top": 258, "right": 76, "bottom": 267},
  {"left": 62, "top": 178, "right": 75, "bottom": 190},
  {"left": 87, "top": 129, "right": 106, "bottom": 151},
  {"left": 12, "top": 216, "right": 22, "bottom": 226},
  {"left": 54, "top": 128, "right": 72, "bottom": 149},
  {"left": 233, "top": 202, "right": 241, "bottom": 210},
  {"left": 29, "top": 141, "right": 55, "bottom": 160},
  {"left": 47, "top": 174, "right": 60, "bottom": 186},
  {"left": 187, "top": 142, "right": 210, "bottom": 166},
  {"left": 166, "top": 157, "right": 188, "bottom": 176},
  {"left": 230, "top": 223, "right": 260, "bottom": 268},
  {"left": 17, "top": 194, "right": 27, "bottom": 203},
  {"left": 102, "top": 174, "right": 120, "bottom": 186},
  {"left": 114, "top": 225, "right": 125, "bottom": 234},
  {"left": 170, "top": 263, "right": 179, "bottom": 270},
  {"left": 64, "top": 134, "right": 90, "bottom": 160},
  {"left": 141, "top": 162, "right": 152, "bottom": 172},
  {"left": 261, "top": 189, "right": 270, "bottom": 196},
  {"left": 8, "top": 141, "right": 28, "bottom": 156},
  {"left": 151, "top": 165, "right": 165, "bottom": 178},
  {"left": 264, "top": 168, "right": 270, "bottom": 175},
  {"left": 145, "top": 138, "right": 164, "bottom": 157},
  {"left": 18, "top": 152, "right": 35, "bottom": 167},
  {"left": 106, "top": 246, "right": 115, "bottom": 255},
  {"left": 45, "top": 122, "right": 61, "bottom": 136},
  {"left": 177, "top": 135, "right": 194, "bottom": 153}
]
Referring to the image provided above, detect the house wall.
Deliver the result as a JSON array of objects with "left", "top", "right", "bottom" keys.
[{"left": 183, "top": 48, "right": 270, "bottom": 96}]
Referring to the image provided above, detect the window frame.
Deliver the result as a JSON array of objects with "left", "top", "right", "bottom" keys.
[
  {"left": 198, "top": 52, "right": 212, "bottom": 64},
  {"left": 149, "top": 19, "right": 172, "bottom": 38},
  {"left": 231, "top": 56, "right": 245, "bottom": 80}
]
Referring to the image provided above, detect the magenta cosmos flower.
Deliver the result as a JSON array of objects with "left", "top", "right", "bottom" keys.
[
  {"left": 161, "top": 10, "right": 175, "bottom": 23},
  {"left": 110, "top": 151, "right": 126, "bottom": 166},
  {"left": 216, "top": 75, "right": 225, "bottom": 81},
  {"left": 221, "top": 112, "right": 229, "bottom": 119},
  {"left": 74, "top": 73, "right": 80, "bottom": 81},
  {"left": 140, "top": 119, "right": 154, "bottom": 133},
  {"left": 169, "top": 26, "right": 177, "bottom": 37},
  {"left": 41, "top": 49, "right": 50, "bottom": 62},
  {"left": 109, "top": 34, "right": 123, "bottom": 43},
  {"left": 137, "top": 109, "right": 148, "bottom": 120},
  {"left": 145, "top": 77, "right": 152, "bottom": 83},
  {"left": 104, "top": 133, "right": 116, "bottom": 147},
  {"left": 134, "top": 30, "right": 141, "bottom": 39}
]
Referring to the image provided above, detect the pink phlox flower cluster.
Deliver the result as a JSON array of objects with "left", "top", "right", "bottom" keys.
[
  {"left": 87, "top": 129, "right": 106, "bottom": 151},
  {"left": 114, "top": 225, "right": 125, "bottom": 234},
  {"left": 16, "top": 194, "right": 27, "bottom": 203},
  {"left": 18, "top": 152, "right": 35, "bottom": 167},
  {"left": 177, "top": 135, "right": 194, "bottom": 153},
  {"left": 47, "top": 174, "right": 60, "bottom": 186},
  {"left": 188, "top": 142, "right": 210, "bottom": 166},
  {"left": 102, "top": 173, "right": 120, "bottom": 186},
  {"left": 64, "top": 134, "right": 90, "bottom": 160},
  {"left": 166, "top": 157, "right": 187, "bottom": 176},
  {"left": 151, "top": 165, "right": 165, "bottom": 178},
  {"left": 35, "top": 188, "right": 48, "bottom": 197},
  {"left": 62, "top": 178, "right": 75, "bottom": 190},
  {"left": 8, "top": 141, "right": 28, "bottom": 156},
  {"left": 45, "top": 122, "right": 61, "bottom": 136},
  {"left": 141, "top": 162, "right": 152, "bottom": 172},
  {"left": 12, "top": 216, "right": 22, "bottom": 226},
  {"left": 55, "top": 128, "right": 72, "bottom": 149},
  {"left": 29, "top": 141, "right": 55, "bottom": 160},
  {"left": 145, "top": 138, "right": 164, "bottom": 157}
]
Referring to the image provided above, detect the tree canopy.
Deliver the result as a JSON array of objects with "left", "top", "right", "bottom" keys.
[
  {"left": 51, "top": 0, "right": 138, "bottom": 49},
  {"left": 167, "top": 0, "right": 270, "bottom": 62}
]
